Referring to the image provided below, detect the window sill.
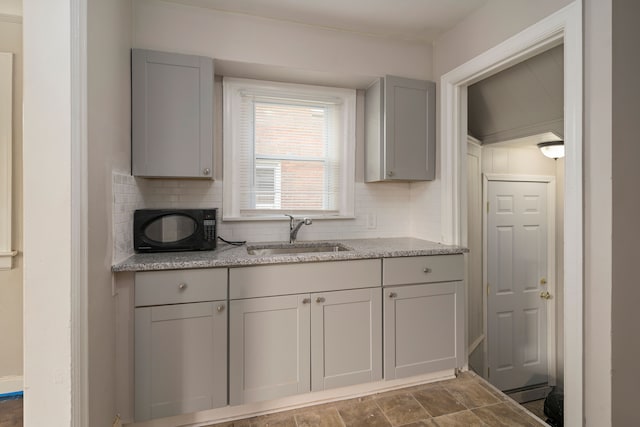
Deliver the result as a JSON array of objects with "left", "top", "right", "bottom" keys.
[
  {"left": 222, "top": 214, "right": 356, "bottom": 222},
  {"left": 0, "top": 250, "right": 18, "bottom": 271}
]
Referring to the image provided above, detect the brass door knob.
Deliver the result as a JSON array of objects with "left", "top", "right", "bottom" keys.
[{"left": 540, "top": 291, "right": 551, "bottom": 300}]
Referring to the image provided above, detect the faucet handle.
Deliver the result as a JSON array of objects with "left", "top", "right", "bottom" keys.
[{"left": 303, "top": 218, "right": 312, "bottom": 225}]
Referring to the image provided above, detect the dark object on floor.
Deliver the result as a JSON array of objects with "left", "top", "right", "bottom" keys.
[{"left": 544, "top": 386, "right": 564, "bottom": 427}]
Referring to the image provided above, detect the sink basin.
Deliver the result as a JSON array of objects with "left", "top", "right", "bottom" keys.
[{"left": 246, "top": 242, "right": 352, "bottom": 256}]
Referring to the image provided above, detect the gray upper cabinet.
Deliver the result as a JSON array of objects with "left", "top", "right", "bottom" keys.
[
  {"left": 365, "top": 76, "right": 436, "bottom": 182},
  {"left": 132, "top": 49, "right": 214, "bottom": 179}
]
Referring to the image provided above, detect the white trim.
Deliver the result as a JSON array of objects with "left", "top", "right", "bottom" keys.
[
  {"left": 483, "top": 174, "right": 557, "bottom": 389},
  {"left": 70, "top": 0, "right": 88, "bottom": 424},
  {"left": 222, "top": 77, "right": 356, "bottom": 220},
  {"left": 0, "top": 375, "right": 23, "bottom": 395},
  {"left": 441, "top": 3, "right": 582, "bottom": 424},
  {"left": 468, "top": 333, "right": 485, "bottom": 356},
  {"left": 126, "top": 369, "right": 455, "bottom": 427},
  {"left": 0, "top": 52, "right": 13, "bottom": 271}
]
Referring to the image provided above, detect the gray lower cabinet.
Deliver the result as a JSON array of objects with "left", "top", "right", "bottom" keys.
[
  {"left": 383, "top": 281, "right": 464, "bottom": 380},
  {"left": 230, "top": 288, "right": 382, "bottom": 405},
  {"left": 134, "top": 301, "right": 227, "bottom": 421},
  {"left": 311, "top": 288, "right": 382, "bottom": 392},
  {"left": 229, "top": 294, "right": 311, "bottom": 405},
  {"left": 134, "top": 268, "right": 228, "bottom": 421}
]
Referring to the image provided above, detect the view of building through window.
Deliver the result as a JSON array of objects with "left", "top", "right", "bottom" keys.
[
  {"left": 254, "top": 102, "right": 328, "bottom": 211},
  {"left": 223, "top": 78, "right": 355, "bottom": 219}
]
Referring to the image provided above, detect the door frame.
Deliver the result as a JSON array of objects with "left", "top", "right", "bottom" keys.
[
  {"left": 440, "top": 3, "right": 582, "bottom": 423},
  {"left": 482, "top": 174, "right": 557, "bottom": 389}
]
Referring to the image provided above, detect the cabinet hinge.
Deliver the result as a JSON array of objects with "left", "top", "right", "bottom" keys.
[
  {"left": 488, "top": 367, "right": 490, "bottom": 378},
  {"left": 487, "top": 284, "right": 490, "bottom": 296}
]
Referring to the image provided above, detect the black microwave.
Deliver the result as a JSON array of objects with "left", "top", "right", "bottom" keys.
[{"left": 134, "top": 209, "right": 217, "bottom": 253}]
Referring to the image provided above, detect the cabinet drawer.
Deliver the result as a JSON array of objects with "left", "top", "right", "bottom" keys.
[
  {"left": 230, "top": 259, "right": 381, "bottom": 299},
  {"left": 383, "top": 255, "right": 463, "bottom": 286},
  {"left": 135, "top": 268, "right": 227, "bottom": 307}
]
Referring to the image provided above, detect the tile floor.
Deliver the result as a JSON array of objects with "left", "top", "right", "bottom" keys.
[
  {"left": 208, "top": 372, "right": 546, "bottom": 427},
  {"left": 0, "top": 397, "right": 23, "bottom": 427}
]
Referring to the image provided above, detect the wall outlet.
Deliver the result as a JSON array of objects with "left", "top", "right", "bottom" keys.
[{"left": 366, "top": 212, "right": 377, "bottom": 229}]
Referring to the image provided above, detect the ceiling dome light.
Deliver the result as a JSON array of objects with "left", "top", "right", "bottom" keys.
[{"left": 537, "top": 141, "right": 565, "bottom": 159}]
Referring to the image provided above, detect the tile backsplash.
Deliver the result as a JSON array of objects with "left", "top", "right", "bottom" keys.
[
  {"left": 112, "top": 172, "right": 145, "bottom": 263},
  {"left": 113, "top": 173, "right": 412, "bottom": 259}
]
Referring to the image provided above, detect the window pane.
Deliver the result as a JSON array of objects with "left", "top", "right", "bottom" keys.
[
  {"left": 223, "top": 77, "right": 356, "bottom": 219},
  {"left": 280, "top": 160, "right": 325, "bottom": 210},
  {"left": 255, "top": 102, "right": 327, "bottom": 159}
]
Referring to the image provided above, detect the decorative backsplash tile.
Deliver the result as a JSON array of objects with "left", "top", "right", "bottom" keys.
[
  {"left": 112, "top": 172, "right": 145, "bottom": 263},
  {"left": 112, "top": 174, "right": 413, "bottom": 259}
]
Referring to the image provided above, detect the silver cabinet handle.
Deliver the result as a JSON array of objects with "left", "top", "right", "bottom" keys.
[
  {"left": 216, "top": 304, "right": 225, "bottom": 312},
  {"left": 203, "top": 168, "right": 211, "bottom": 176},
  {"left": 178, "top": 283, "right": 187, "bottom": 290},
  {"left": 388, "top": 292, "right": 397, "bottom": 298},
  {"left": 316, "top": 297, "right": 326, "bottom": 303},
  {"left": 423, "top": 267, "right": 432, "bottom": 273},
  {"left": 302, "top": 298, "right": 311, "bottom": 304}
]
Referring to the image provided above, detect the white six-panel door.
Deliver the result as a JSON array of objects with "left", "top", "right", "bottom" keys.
[{"left": 487, "top": 180, "right": 549, "bottom": 391}]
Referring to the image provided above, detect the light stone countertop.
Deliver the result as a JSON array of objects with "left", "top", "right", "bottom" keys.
[{"left": 111, "top": 237, "right": 468, "bottom": 272}]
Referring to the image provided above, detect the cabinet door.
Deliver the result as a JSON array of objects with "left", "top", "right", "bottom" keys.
[
  {"left": 135, "top": 301, "right": 227, "bottom": 421},
  {"left": 384, "top": 76, "right": 435, "bottom": 181},
  {"left": 311, "top": 288, "right": 382, "bottom": 391},
  {"left": 132, "top": 49, "right": 213, "bottom": 178},
  {"left": 229, "top": 295, "right": 311, "bottom": 405},
  {"left": 384, "top": 282, "right": 464, "bottom": 379}
]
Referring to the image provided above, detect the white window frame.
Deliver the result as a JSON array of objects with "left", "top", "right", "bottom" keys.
[
  {"left": 0, "top": 52, "right": 16, "bottom": 270},
  {"left": 222, "top": 77, "right": 356, "bottom": 221}
]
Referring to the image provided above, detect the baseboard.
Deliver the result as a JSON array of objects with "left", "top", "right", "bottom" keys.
[{"left": 0, "top": 375, "right": 23, "bottom": 396}]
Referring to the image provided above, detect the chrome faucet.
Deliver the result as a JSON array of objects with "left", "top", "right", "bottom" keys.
[{"left": 285, "top": 214, "right": 312, "bottom": 244}]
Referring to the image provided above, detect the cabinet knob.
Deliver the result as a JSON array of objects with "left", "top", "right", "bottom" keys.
[
  {"left": 178, "top": 283, "right": 187, "bottom": 290},
  {"left": 423, "top": 267, "right": 432, "bottom": 273},
  {"left": 203, "top": 168, "right": 211, "bottom": 176},
  {"left": 316, "top": 297, "right": 325, "bottom": 303},
  {"left": 388, "top": 292, "right": 397, "bottom": 298},
  {"left": 216, "top": 304, "right": 225, "bottom": 312},
  {"left": 302, "top": 298, "right": 311, "bottom": 304},
  {"left": 387, "top": 171, "right": 394, "bottom": 177}
]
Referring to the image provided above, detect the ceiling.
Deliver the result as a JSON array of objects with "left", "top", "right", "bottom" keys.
[
  {"left": 468, "top": 45, "right": 564, "bottom": 145},
  {"left": 160, "top": 0, "right": 488, "bottom": 44}
]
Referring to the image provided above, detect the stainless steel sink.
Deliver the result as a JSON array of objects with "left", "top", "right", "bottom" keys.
[{"left": 246, "top": 242, "right": 352, "bottom": 256}]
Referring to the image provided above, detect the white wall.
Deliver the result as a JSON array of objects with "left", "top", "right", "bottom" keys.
[
  {"left": 87, "top": 0, "right": 132, "bottom": 425},
  {"left": 133, "top": 0, "right": 432, "bottom": 82},
  {"left": 22, "top": 0, "right": 73, "bottom": 423},
  {"left": 481, "top": 145, "right": 557, "bottom": 176},
  {"left": 0, "top": 16, "right": 22, "bottom": 394},
  {"left": 583, "top": 0, "right": 613, "bottom": 425},
  {"left": 611, "top": 1, "right": 640, "bottom": 424}
]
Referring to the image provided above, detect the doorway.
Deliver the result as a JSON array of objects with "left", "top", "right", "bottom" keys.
[{"left": 440, "top": 4, "right": 582, "bottom": 423}]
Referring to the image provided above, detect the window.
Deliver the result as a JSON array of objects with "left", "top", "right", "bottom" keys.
[{"left": 223, "top": 78, "right": 356, "bottom": 220}]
